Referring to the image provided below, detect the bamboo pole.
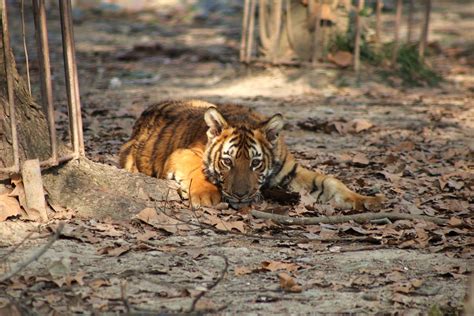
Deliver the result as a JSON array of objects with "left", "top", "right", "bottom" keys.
[
  {"left": 391, "top": 0, "right": 403, "bottom": 65},
  {"left": 312, "top": 0, "right": 322, "bottom": 64},
  {"left": 406, "top": 0, "right": 414, "bottom": 42},
  {"left": 240, "top": 0, "right": 250, "bottom": 62},
  {"left": 354, "top": 0, "right": 364, "bottom": 73},
  {"left": 418, "top": 0, "right": 431, "bottom": 59},
  {"left": 246, "top": 0, "right": 257, "bottom": 62},
  {"left": 375, "top": 0, "right": 382, "bottom": 50}
]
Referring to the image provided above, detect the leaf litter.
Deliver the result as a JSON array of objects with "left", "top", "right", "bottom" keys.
[{"left": 1, "top": 2, "right": 473, "bottom": 314}]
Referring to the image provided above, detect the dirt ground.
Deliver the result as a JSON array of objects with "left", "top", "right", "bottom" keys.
[{"left": 1, "top": 1, "right": 473, "bottom": 314}]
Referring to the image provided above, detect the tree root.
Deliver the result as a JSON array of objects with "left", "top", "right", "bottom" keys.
[
  {"left": 251, "top": 210, "right": 448, "bottom": 225},
  {"left": 42, "top": 158, "right": 180, "bottom": 220}
]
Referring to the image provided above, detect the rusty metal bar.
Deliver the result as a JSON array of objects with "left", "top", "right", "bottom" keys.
[
  {"left": 59, "top": 0, "right": 84, "bottom": 157},
  {"left": 39, "top": 152, "right": 76, "bottom": 168},
  {"left": 65, "top": 0, "right": 84, "bottom": 156},
  {"left": 391, "top": 0, "right": 403, "bottom": 65},
  {"left": 0, "top": 0, "right": 20, "bottom": 174},
  {"left": 32, "top": 0, "right": 58, "bottom": 164},
  {"left": 354, "top": 0, "right": 364, "bottom": 73},
  {"left": 240, "top": 0, "right": 250, "bottom": 62},
  {"left": 418, "top": 0, "right": 431, "bottom": 59},
  {"left": 311, "top": 0, "right": 322, "bottom": 64},
  {"left": 245, "top": 0, "right": 256, "bottom": 63}
]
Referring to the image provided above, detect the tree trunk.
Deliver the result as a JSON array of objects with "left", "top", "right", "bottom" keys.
[
  {"left": 0, "top": 30, "right": 52, "bottom": 171},
  {"left": 1, "top": 9, "right": 176, "bottom": 220}
]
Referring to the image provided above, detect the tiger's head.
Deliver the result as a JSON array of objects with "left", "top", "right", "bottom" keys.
[{"left": 202, "top": 107, "right": 284, "bottom": 208}]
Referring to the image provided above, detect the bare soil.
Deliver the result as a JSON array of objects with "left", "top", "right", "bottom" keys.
[{"left": 1, "top": 1, "right": 473, "bottom": 314}]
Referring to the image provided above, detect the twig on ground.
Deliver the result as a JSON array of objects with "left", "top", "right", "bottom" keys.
[
  {"left": 251, "top": 210, "right": 448, "bottom": 225},
  {"left": 370, "top": 218, "right": 392, "bottom": 225},
  {"left": 120, "top": 280, "right": 131, "bottom": 314},
  {"left": 152, "top": 203, "right": 386, "bottom": 244},
  {"left": 0, "top": 223, "right": 64, "bottom": 283},
  {"left": 0, "top": 231, "right": 34, "bottom": 262},
  {"left": 188, "top": 254, "right": 229, "bottom": 313}
]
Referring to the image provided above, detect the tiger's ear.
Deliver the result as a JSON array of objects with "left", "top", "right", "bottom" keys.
[
  {"left": 261, "top": 114, "right": 284, "bottom": 143},
  {"left": 204, "top": 107, "right": 228, "bottom": 139}
]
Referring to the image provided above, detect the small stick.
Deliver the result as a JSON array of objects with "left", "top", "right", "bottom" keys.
[
  {"left": 189, "top": 255, "right": 229, "bottom": 313},
  {"left": 0, "top": 232, "right": 34, "bottom": 262},
  {"left": 240, "top": 0, "right": 251, "bottom": 62},
  {"left": 418, "top": 0, "right": 431, "bottom": 59},
  {"left": 391, "top": 0, "right": 403, "bottom": 65},
  {"left": 20, "top": 0, "right": 31, "bottom": 94},
  {"left": 285, "top": 0, "right": 295, "bottom": 53},
  {"left": 312, "top": 0, "right": 322, "bottom": 64},
  {"left": 246, "top": 0, "right": 257, "bottom": 63},
  {"left": 0, "top": 223, "right": 64, "bottom": 283},
  {"left": 251, "top": 210, "right": 448, "bottom": 225},
  {"left": 120, "top": 281, "right": 131, "bottom": 314},
  {"left": 375, "top": 0, "right": 382, "bottom": 50},
  {"left": 354, "top": 0, "right": 364, "bottom": 73},
  {"left": 406, "top": 0, "right": 414, "bottom": 42}
]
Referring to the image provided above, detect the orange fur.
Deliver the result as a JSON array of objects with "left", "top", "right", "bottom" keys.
[{"left": 119, "top": 100, "right": 384, "bottom": 209}]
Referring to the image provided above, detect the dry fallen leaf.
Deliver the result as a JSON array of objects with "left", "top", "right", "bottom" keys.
[
  {"left": 352, "top": 153, "right": 370, "bottom": 166},
  {"left": 0, "top": 193, "right": 22, "bottom": 221},
  {"left": 203, "top": 213, "right": 247, "bottom": 233},
  {"left": 328, "top": 51, "right": 353, "bottom": 68},
  {"left": 98, "top": 245, "right": 131, "bottom": 257},
  {"left": 215, "top": 220, "right": 246, "bottom": 233},
  {"left": 448, "top": 217, "right": 463, "bottom": 227},
  {"left": 352, "top": 119, "right": 374, "bottom": 133},
  {"left": 261, "top": 261, "right": 300, "bottom": 273},
  {"left": 48, "top": 258, "right": 71, "bottom": 287},
  {"left": 89, "top": 278, "right": 111, "bottom": 289},
  {"left": 235, "top": 266, "right": 253, "bottom": 276},
  {"left": 279, "top": 273, "right": 303, "bottom": 293},
  {"left": 135, "top": 207, "right": 183, "bottom": 234}
]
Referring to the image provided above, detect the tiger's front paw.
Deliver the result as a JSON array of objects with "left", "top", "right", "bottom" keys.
[{"left": 189, "top": 182, "right": 221, "bottom": 207}]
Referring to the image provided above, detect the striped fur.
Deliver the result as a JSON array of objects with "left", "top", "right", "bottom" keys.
[{"left": 120, "top": 100, "right": 384, "bottom": 209}]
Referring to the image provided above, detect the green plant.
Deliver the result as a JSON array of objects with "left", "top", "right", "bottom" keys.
[
  {"left": 330, "top": 31, "right": 442, "bottom": 87},
  {"left": 393, "top": 44, "right": 442, "bottom": 86}
]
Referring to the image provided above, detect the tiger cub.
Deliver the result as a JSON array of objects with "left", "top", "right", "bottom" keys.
[{"left": 119, "top": 100, "right": 383, "bottom": 210}]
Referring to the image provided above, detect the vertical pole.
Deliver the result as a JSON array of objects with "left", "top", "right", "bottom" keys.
[
  {"left": 59, "top": 0, "right": 84, "bottom": 157},
  {"left": 406, "top": 0, "right": 414, "bottom": 43},
  {"left": 20, "top": 0, "right": 31, "bottom": 94},
  {"left": 391, "top": 0, "right": 403, "bottom": 65},
  {"left": 32, "top": 0, "right": 57, "bottom": 163},
  {"left": 312, "top": 0, "right": 322, "bottom": 64},
  {"left": 354, "top": 0, "right": 364, "bottom": 74},
  {"left": 246, "top": 0, "right": 257, "bottom": 63},
  {"left": 418, "top": 0, "right": 431, "bottom": 59},
  {"left": 1, "top": 0, "right": 19, "bottom": 172},
  {"left": 240, "top": 0, "right": 250, "bottom": 62},
  {"left": 375, "top": 0, "right": 382, "bottom": 50}
]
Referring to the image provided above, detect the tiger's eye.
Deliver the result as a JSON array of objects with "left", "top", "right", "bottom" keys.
[
  {"left": 221, "top": 157, "right": 232, "bottom": 167},
  {"left": 251, "top": 159, "right": 261, "bottom": 168}
]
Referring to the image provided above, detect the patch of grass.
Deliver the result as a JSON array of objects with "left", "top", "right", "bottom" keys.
[
  {"left": 393, "top": 44, "right": 442, "bottom": 87},
  {"left": 329, "top": 32, "right": 442, "bottom": 87},
  {"left": 331, "top": 32, "right": 384, "bottom": 65}
]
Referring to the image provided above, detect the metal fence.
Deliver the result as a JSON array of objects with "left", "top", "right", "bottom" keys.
[
  {"left": 240, "top": 0, "right": 432, "bottom": 70},
  {"left": 0, "top": 0, "right": 84, "bottom": 178}
]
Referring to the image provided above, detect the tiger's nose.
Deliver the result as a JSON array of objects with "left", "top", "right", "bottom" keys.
[{"left": 234, "top": 191, "right": 249, "bottom": 199}]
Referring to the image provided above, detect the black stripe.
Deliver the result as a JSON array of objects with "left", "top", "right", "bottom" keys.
[
  {"left": 163, "top": 114, "right": 188, "bottom": 162},
  {"left": 270, "top": 151, "right": 287, "bottom": 179},
  {"left": 277, "top": 163, "right": 298, "bottom": 188},
  {"left": 206, "top": 139, "right": 220, "bottom": 161},
  {"left": 149, "top": 122, "right": 173, "bottom": 176},
  {"left": 310, "top": 178, "right": 319, "bottom": 194},
  {"left": 212, "top": 141, "right": 225, "bottom": 170},
  {"left": 315, "top": 178, "right": 327, "bottom": 202}
]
